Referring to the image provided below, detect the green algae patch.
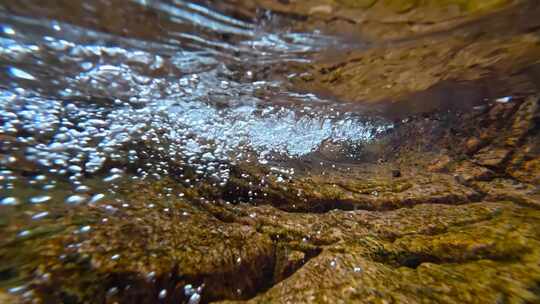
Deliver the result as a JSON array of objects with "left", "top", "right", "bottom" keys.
[
  {"left": 382, "top": 0, "right": 420, "bottom": 13},
  {"left": 436, "top": 0, "right": 512, "bottom": 12},
  {"left": 335, "top": 0, "right": 377, "bottom": 8}
]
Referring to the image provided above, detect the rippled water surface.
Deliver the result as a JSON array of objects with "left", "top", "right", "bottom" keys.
[{"left": 1, "top": 2, "right": 391, "bottom": 194}]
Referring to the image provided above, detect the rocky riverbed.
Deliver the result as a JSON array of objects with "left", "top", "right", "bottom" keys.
[{"left": 1, "top": 1, "right": 540, "bottom": 303}]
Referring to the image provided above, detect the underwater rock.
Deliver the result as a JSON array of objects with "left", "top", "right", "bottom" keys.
[
  {"left": 1, "top": 1, "right": 540, "bottom": 303},
  {"left": 217, "top": 202, "right": 540, "bottom": 303},
  {"left": 427, "top": 155, "right": 452, "bottom": 173},
  {"left": 251, "top": 0, "right": 521, "bottom": 40}
]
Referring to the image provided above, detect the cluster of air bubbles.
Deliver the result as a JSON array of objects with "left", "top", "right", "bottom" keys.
[
  {"left": 0, "top": 10, "right": 393, "bottom": 214},
  {"left": 184, "top": 284, "right": 203, "bottom": 304},
  {"left": 0, "top": 5, "right": 401, "bottom": 303}
]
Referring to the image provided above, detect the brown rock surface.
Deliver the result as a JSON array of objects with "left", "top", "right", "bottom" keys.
[
  {"left": 1, "top": 2, "right": 540, "bottom": 304},
  {"left": 2, "top": 96, "right": 540, "bottom": 303}
]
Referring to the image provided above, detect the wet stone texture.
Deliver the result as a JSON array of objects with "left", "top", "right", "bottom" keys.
[
  {"left": 2, "top": 95, "right": 540, "bottom": 303},
  {"left": 248, "top": 0, "right": 520, "bottom": 39},
  {"left": 1, "top": 0, "right": 540, "bottom": 304},
  {"left": 251, "top": 0, "right": 540, "bottom": 109}
]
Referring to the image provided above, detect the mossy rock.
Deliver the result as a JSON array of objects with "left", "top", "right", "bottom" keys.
[
  {"left": 432, "top": 0, "right": 512, "bottom": 12},
  {"left": 382, "top": 0, "right": 419, "bottom": 13},
  {"left": 335, "top": 0, "right": 378, "bottom": 9}
]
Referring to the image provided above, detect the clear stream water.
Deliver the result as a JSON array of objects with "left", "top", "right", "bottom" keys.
[
  {"left": 0, "top": 0, "right": 397, "bottom": 299},
  {"left": 0, "top": 1, "right": 393, "bottom": 202},
  {"left": 3, "top": 1, "right": 540, "bottom": 302}
]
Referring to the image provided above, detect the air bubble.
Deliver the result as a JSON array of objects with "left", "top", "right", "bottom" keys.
[
  {"left": 29, "top": 195, "right": 51, "bottom": 204},
  {"left": 1, "top": 197, "right": 19, "bottom": 205},
  {"left": 8, "top": 67, "right": 36, "bottom": 80}
]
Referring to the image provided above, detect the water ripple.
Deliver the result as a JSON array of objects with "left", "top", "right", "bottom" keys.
[{"left": 0, "top": 0, "right": 391, "bottom": 208}]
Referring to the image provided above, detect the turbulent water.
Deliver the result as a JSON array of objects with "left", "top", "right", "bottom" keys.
[
  {"left": 0, "top": 1, "right": 393, "bottom": 209},
  {"left": 0, "top": 5, "right": 393, "bottom": 297}
]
